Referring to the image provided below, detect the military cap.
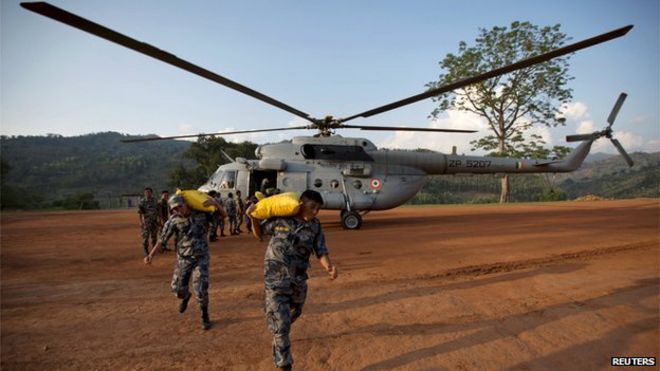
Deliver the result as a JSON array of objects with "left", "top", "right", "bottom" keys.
[{"left": 168, "top": 195, "right": 185, "bottom": 209}]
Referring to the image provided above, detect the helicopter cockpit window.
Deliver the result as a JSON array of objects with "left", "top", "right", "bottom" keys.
[{"left": 218, "top": 170, "right": 236, "bottom": 189}]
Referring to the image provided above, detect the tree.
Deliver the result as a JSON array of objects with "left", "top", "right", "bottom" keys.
[
  {"left": 169, "top": 136, "right": 258, "bottom": 188},
  {"left": 428, "top": 21, "right": 574, "bottom": 203}
]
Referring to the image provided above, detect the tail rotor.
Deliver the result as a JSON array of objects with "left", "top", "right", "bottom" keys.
[{"left": 566, "top": 92, "right": 633, "bottom": 167}]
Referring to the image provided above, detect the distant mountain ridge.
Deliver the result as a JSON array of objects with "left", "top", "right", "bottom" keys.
[
  {"left": 584, "top": 152, "right": 616, "bottom": 163},
  {"left": 1, "top": 132, "right": 658, "bottom": 208}
]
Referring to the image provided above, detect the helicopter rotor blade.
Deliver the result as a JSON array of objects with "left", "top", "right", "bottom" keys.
[
  {"left": 340, "top": 124, "right": 476, "bottom": 133},
  {"left": 566, "top": 133, "right": 599, "bottom": 142},
  {"left": 21, "top": 1, "right": 313, "bottom": 122},
  {"left": 121, "top": 126, "right": 311, "bottom": 143},
  {"left": 607, "top": 92, "right": 627, "bottom": 127},
  {"left": 339, "top": 25, "right": 633, "bottom": 123},
  {"left": 610, "top": 138, "right": 634, "bottom": 167}
]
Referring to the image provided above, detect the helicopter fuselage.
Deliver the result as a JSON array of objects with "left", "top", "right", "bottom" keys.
[{"left": 199, "top": 135, "right": 594, "bottom": 213}]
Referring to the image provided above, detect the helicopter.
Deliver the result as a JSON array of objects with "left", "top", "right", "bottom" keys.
[{"left": 22, "top": 2, "right": 634, "bottom": 229}]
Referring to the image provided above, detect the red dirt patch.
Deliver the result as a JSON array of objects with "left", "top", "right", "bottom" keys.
[{"left": 2, "top": 199, "right": 658, "bottom": 370}]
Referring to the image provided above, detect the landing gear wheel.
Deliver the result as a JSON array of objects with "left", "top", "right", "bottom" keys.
[{"left": 341, "top": 211, "right": 362, "bottom": 230}]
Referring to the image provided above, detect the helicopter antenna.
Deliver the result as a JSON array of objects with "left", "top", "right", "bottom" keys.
[{"left": 220, "top": 149, "right": 235, "bottom": 163}]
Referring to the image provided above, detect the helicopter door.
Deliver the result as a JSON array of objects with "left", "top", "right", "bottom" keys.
[{"left": 251, "top": 170, "right": 278, "bottom": 196}]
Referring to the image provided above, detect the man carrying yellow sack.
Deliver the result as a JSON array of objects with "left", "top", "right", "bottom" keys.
[
  {"left": 144, "top": 194, "right": 222, "bottom": 330},
  {"left": 248, "top": 190, "right": 338, "bottom": 371}
]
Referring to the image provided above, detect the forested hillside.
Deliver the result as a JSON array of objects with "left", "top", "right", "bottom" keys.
[
  {"left": 1, "top": 132, "right": 192, "bottom": 208},
  {"left": 1, "top": 132, "right": 657, "bottom": 209}
]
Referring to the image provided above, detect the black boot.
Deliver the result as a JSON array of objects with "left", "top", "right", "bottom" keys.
[
  {"left": 201, "top": 306, "right": 211, "bottom": 330},
  {"left": 178, "top": 292, "right": 191, "bottom": 313}
]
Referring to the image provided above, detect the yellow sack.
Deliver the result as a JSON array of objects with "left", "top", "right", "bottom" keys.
[
  {"left": 176, "top": 189, "right": 216, "bottom": 213},
  {"left": 250, "top": 192, "right": 300, "bottom": 219}
]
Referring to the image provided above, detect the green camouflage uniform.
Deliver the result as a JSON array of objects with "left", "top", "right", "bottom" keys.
[
  {"left": 160, "top": 211, "right": 214, "bottom": 308},
  {"left": 157, "top": 198, "right": 169, "bottom": 228},
  {"left": 138, "top": 196, "right": 159, "bottom": 255},
  {"left": 261, "top": 217, "right": 329, "bottom": 368}
]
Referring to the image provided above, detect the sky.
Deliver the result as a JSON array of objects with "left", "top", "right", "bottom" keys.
[{"left": 2, "top": 0, "right": 659, "bottom": 156}]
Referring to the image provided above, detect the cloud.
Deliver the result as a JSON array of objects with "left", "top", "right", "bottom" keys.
[
  {"left": 613, "top": 131, "right": 643, "bottom": 150},
  {"left": 576, "top": 120, "right": 596, "bottom": 134},
  {"left": 560, "top": 101, "right": 589, "bottom": 121},
  {"left": 640, "top": 139, "right": 660, "bottom": 153},
  {"left": 377, "top": 110, "right": 489, "bottom": 154}
]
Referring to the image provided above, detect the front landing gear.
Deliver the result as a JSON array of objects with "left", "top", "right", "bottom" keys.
[{"left": 341, "top": 210, "right": 362, "bottom": 230}]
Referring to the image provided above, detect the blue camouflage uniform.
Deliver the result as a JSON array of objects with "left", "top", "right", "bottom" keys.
[
  {"left": 261, "top": 216, "right": 329, "bottom": 369},
  {"left": 225, "top": 197, "right": 237, "bottom": 234},
  {"left": 138, "top": 196, "right": 159, "bottom": 255},
  {"left": 159, "top": 211, "right": 214, "bottom": 308}
]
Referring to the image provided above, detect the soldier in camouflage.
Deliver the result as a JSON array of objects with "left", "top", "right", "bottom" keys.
[
  {"left": 144, "top": 194, "right": 222, "bottom": 330},
  {"left": 235, "top": 190, "right": 245, "bottom": 234},
  {"left": 249, "top": 190, "right": 338, "bottom": 371},
  {"left": 225, "top": 192, "right": 237, "bottom": 235},
  {"left": 156, "top": 190, "right": 170, "bottom": 235},
  {"left": 138, "top": 187, "right": 159, "bottom": 256},
  {"left": 208, "top": 191, "right": 220, "bottom": 241}
]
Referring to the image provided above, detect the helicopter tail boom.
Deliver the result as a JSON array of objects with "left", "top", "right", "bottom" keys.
[{"left": 440, "top": 139, "right": 593, "bottom": 175}]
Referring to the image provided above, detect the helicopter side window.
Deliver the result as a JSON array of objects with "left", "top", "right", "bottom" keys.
[
  {"left": 219, "top": 170, "right": 236, "bottom": 189},
  {"left": 300, "top": 144, "right": 373, "bottom": 161},
  {"left": 314, "top": 179, "right": 323, "bottom": 188}
]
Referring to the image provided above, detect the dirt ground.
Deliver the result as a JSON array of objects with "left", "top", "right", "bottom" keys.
[{"left": 1, "top": 199, "right": 658, "bottom": 370}]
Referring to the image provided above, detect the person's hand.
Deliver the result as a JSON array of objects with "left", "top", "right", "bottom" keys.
[
  {"left": 143, "top": 255, "right": 152, "bottom": 265},
  {"left": 326, "top": 265, "right": 338, "bottom": 280},
  {"left": 246, "top": 203, "right": 257, "bottom": 218}
]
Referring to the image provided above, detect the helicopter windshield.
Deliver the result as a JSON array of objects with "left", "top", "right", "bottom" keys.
[{"left": 208, "top": 169, "right": 236, "bottom": 189}]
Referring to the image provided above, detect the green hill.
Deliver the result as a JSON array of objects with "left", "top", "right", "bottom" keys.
[
  {"left": 557, "top": 152, "right": 660, "bottom": 199},
  {"left": 1, "top": 132, "right": 192, "bottom": 208}
]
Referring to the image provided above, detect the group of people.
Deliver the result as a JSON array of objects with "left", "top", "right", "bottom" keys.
[
  {"left": 207, "top": 190, "right": 251, "bottom": 239},
  {"left": 137, "top": 188, "right": 171, "bottom": 256},
  {"left": 137, "top": 188, "right": 255, "bottom": 255},
  {"left": 137, "top": 186, "right": 337, "bottom": 371}
]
